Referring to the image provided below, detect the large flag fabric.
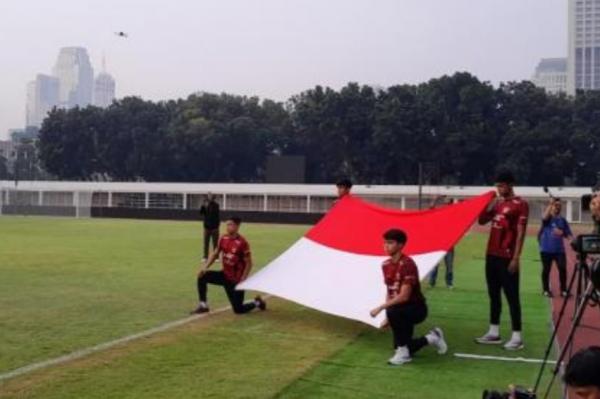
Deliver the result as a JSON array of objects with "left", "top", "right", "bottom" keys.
[{"left": 238, "top": 191, "right": 495, "bottom": 327}]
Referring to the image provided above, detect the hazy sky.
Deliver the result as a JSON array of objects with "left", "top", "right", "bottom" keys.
[{"left": 0, "top": 0, "right": 567, "bottom": 139}]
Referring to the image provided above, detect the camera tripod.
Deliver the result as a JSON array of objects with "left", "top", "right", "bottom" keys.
[{"left": 532, "top": 252, "right": 599, "bottom": 399}]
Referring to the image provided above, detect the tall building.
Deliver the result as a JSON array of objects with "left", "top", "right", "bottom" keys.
[
  {"left": 0, "top": 140, "right": 17, "bottom": 174},
  {"left": 532, "top": 58, "right": 568, "bottom": 94},
  {"left": 23, "top": 46, "right": 117, "bottom": 132},
  {"left": 567, "top": 0, "right": 600, "bottom": 94},
  {"left": 93, "top": 58, "right": 116, "bottom": 108},
  {"left": 25, "top": 74, "right": 59, "bottom": 128},
  {"left": 52, "top": 47, "right": 94, "bottom": 108}
]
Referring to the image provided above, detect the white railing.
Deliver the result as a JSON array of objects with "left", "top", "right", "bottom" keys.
[{"left": 0, "top": 180, "right": 594, "bottom": 222}]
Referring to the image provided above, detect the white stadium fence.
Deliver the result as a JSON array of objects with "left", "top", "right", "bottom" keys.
[{"left": 0, "top": 180, "right": 595, "bottom": 223}]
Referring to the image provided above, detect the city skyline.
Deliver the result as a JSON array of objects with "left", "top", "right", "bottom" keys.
[
  {"left": 25, "top": 47, "right": 116, "bottom": 130},
  {"left": 0, "top": 0, "right": 567, "bottom": 139}
]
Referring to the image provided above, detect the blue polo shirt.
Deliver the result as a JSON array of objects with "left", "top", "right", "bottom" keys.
[{"left": 539, "top": 216, "right": 572, "bottom": 254}]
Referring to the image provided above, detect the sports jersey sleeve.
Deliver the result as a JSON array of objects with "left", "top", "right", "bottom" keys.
[
  {"left": 402, "top": 258, "right": 419, "bottom": 287},
  {"left": 241, "top": 239, "right": 251, "bottom": 255},
  {"left": 518, "top": 201, "right": 529, "bottom": 226}
]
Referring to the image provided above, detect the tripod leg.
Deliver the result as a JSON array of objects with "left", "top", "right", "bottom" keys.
[
  {"left": 532, "top": 260, "right": 580, "bottom": 393},
  {"left": 542, "top": 284, "right": 593, "bottom": 399}
]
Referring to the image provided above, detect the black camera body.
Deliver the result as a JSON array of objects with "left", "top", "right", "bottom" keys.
[
  {"left": 570, "top": 234, "right": 600, "bottom": 255},
  {"left": 482, "top": 386, "right": 536, "bottom": 399},
  {"left": 570, "top": 234, "right": 600, "bottom": 290}
]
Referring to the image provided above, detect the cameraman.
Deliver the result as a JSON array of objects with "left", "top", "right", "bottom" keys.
[
  {"left": 564, "top": 346, "right": 600, "bottom": 399},
  {"left": 538, "top": 198, "right": 573, "bottom": 298}
]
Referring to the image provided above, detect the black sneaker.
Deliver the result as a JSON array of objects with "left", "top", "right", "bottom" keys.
[
  {"left": 190, "top": 305, "right": 209, "bottom": 315},
  {"left": 560, "top": 291, "right": 571, "bottom": 298},
  {"left": 255, "top": 296, "right": 267, "bottom": 311},
  {"left": 543, "top": 291, "right": 553, "bottom": 298}
]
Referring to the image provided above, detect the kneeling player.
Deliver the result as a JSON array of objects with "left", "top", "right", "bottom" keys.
[
  {"left": 370, "top": 229, "right": 447, "bottom": 365},
  {"left": 191, "top": 216, "right": 266, "bottom": 315}
]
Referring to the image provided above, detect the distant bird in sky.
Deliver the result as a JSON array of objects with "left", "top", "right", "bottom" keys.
[{"left": 114, "top": 31, "right": 128, "bottom": 38}]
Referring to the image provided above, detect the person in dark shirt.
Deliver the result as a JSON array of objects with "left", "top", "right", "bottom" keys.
[
  {"left": 370, "top": 228, "right": 447, "bottom": 365},
  {"left": 538, "top": 197, "right": 573, "bottom": 298},
  {"left": 191, "top": 216, "right": 266, "bottom": 315},
  {"left": 200, "top": 194, "right": 220, "bottom": 261},
  {"left": 476, "top": 171, "right": 529, "bottom": 351}
]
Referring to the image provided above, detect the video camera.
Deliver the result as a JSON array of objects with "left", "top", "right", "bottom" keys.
[
  {"left": 482, "top": 386, "right": 535, "bottom": 399},
  {"left": 570, "top": 234, "right": 600, "bottom": 255},
  {"left": 483, "top": 235, "right": 600, "bottom": 399}
]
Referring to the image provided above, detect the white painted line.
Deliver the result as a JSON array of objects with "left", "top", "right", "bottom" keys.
[
  {"left": 454, "top": 353, "right": 558, "bottom": 365},
  {"left": 0, "top": 305, "right": 234, "bottom": 383}
]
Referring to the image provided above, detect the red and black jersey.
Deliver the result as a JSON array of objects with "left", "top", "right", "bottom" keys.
[
  {"left": 381, "top": 254, "right": 425, "bottom": 304},
  {"left": 218, "top": 234, "right": 251, "bottom": 283},
  {"left": 485, "top": 197, "right": 529, "bottom": 259}
]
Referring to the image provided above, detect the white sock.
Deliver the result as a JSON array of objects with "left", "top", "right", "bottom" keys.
[
  {"left": 488, "top": 325, "right": 500, "bottom": 336},
  {"left": 396, "top": 346, "right": 410, "bottom": 358},
  {"left": 425, "top": 332, "right": 438, "bottom": 345},
  {"left": 200, "top": 301, "right": 207, "bottom": 308},
  {"left": 511, "top": 331, "right": 522, "bottom": 341}
]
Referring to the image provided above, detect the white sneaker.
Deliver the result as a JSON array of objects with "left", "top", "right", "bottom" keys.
[
  {"left": 503, "top": 338, "right": 524, "bottom": 351},
  {"left": 430, "top": 327, "right": 448, "bottom": 355},
  {"left": 388, "top": 349, "right": 412, "bottom": 366},
  {"left": 475, "top": 333, "right": 502, "bottom": 345}
]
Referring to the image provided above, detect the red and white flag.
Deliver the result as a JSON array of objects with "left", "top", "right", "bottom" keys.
[{"left": 238, "top": 191, "right": 495, "bottom": 327}]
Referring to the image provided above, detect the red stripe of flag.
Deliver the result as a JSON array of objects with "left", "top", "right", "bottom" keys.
[{"left": 305, "top": 191, "right": 495, "bottom": 256}]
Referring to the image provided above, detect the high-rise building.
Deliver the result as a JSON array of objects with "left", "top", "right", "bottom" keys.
[
  {"left": 24, "top": 46, "right": 117, "bottom": 131},
  {"left": 0, "top": 140, "right": 17, "bottom": 174},
  {"left": 93, "top": 58, "right": 116, "bottom": 108},
  {"left": 25, "top": 74, "right": 59, "bottom": 128},
  {"left": 532, "top": 58, "right": 568, "bottom": 94},
  {"left": 567, "top": 0, "right": 600, "bottom": 94},
  {"left": 52, "top": 47, "right": 94, "bottom": 108}
]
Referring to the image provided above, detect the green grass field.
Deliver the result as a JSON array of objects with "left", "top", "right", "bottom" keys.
[{"left": 0, "top": 216, "right": 559, "bottom": 398}]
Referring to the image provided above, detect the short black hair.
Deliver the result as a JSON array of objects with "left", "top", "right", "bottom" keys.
[
  {"left": 336, "top": 178, "right": 353, "bottom": 189},
  {"left": 227, "top": 216, "right": 242, "bottom": 225},
  {"left": 383, "top": 229, "right": 407, "bottom": 245},
  {"left": 564, "top": 346, "right": 600, "bottom": 388},
  {"left": 495, "top": 170, "right": 516, "bottom": 185}
]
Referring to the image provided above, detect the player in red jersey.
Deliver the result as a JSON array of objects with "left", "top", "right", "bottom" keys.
[
  {"left": 336, "top": 178, "right": 353, "bottom": 199},
  {"left": 476, "top": 171, "right": 529, "bottom": 350},
  {"left": 370, "top": 229, "right": 447, "bottom": 365},
  {"left": 191, "top": 216, "right": 266, "bottom": 315}
]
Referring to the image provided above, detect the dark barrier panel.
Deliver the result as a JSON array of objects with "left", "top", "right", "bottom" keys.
[
  {"left": 1, "top": 205, "right": 76, "bottom": 217},
  {"left": 91, "top": 207, "right": 324, "bottom": 225}
]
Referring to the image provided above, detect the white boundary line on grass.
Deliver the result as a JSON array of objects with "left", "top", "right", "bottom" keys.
[
  {"left": 454, "top": 353, "right": 558, "bottom": 365},
  {"left": 0, "top": 305, "right": 233, "bottom": 383}
]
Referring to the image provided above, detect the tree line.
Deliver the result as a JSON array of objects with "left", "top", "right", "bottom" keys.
[{"left": 37, "top": 72, "right": 600, "bottom": 186}]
